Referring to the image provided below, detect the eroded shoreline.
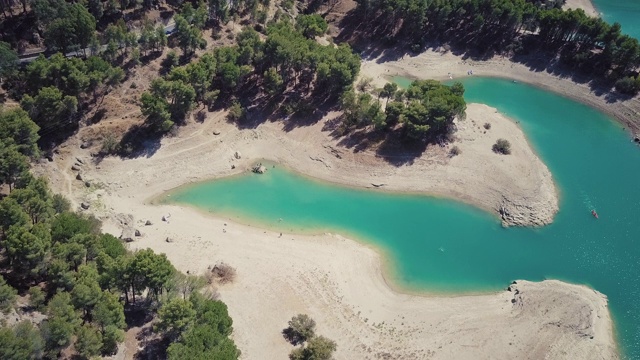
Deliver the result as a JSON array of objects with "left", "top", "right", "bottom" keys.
[{"left": 31, "top": 99, "right": 619, "bottom": 359}]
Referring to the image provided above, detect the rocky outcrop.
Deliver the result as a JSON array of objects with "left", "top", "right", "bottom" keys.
[
  {"left": 120, "top": 228, "right": 135, "bottom": 242},
  {"left": 252, "top": 163, "right": 267, "bottom": 174},
  {"left": 498, "top": 192, "right": 557, "bottom": 227}
]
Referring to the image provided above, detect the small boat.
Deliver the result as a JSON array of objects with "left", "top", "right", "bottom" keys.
[{"left": 591, "top": 209, "right": 599, "bottom": 219}]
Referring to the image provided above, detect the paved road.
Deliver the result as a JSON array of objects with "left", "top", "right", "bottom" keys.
[{"left": 18, "top": 21, "right": 175, "bottom": 64}]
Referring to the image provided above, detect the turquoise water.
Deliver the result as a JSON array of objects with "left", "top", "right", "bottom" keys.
[
  {"left": 165, "top": 78, "right": 640, "bottom": 358},
  {"left": 592, "top": 0, "right": 640, "bottom": 40}
]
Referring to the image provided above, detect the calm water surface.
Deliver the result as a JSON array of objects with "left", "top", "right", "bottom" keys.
[
  {"left": 592, "top": 0, "right": 640, "bottom": 40},
  {"left": 166, "top": 78, "right": 640, "bottom": 358}
]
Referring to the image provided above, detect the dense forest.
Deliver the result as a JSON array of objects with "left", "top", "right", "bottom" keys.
[
  {"left": 1, "top": 1, "right": 250, "bottom": 357},
  {"left": 0, "top": 107, "right": 239, "bottom": 358},
  {"left": 137, "top": 7, "right": 360, "bottom": 137},
  {"left": 351, "top": 0, "right": 640, "bottom": 94}
]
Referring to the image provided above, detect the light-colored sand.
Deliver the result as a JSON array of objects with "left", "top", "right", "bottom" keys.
[
  {"left": 32, "top": 100, "right": 617, "bottom": 359},
  {"left": 113, "top": 204, "right": 617, "bottom": 360},
  {"left": 361, "top": 49, "right": 640, "bottom": 134},
  {"left": 563, "top": 0, "right": 599, "bottom": 17}
]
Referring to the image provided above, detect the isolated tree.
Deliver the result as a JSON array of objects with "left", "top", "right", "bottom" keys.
[
  {"left": 289, "top": 335, "right": 337, "bottom": 360},
  {"left": 285, "top": 314, "right": 316, "bottom": 345},
  {"left": 493, "top": 139, "right": 512, "bottom": 155},
  {"left": 141, "top": 78, "right": 195, "bottom": 130}
]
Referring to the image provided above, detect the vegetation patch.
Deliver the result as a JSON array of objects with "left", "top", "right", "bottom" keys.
[{"left": 493, "top": 138, "right": 512, "bottom": 155}]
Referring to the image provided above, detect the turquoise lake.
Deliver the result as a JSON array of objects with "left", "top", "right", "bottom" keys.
[
  {"left": 592, "top": 0, "right": 640, "bottom": 40},
  {"left": 166, "top": 78, "right": 640, "bottom": 358}
]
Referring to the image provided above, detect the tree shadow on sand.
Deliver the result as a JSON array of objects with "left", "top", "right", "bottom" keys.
[{"left": 326, "top": 118, "right": 443, "bottom": 167}]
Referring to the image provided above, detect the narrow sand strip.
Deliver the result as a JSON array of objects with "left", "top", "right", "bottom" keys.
[{"left": 563, "top": 0, "right": 599, "bottom": 17}]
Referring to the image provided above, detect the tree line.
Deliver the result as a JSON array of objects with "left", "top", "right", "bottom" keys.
[
  {"left": 353, "top": 0, "right": 640, "bottom": 94},
  {"left": 139, "top": 14, "right": 360, "bottom": 134},
  {"left": 0, "top": 107, "right": 239, "bottom": 359}
]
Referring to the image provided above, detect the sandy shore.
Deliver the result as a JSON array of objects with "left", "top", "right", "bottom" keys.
[
  {"left": 31, "top": 98, "right": 617, "bottom": 358},
  {"left": 563, "top": 0, "right": 599, "bottom": 17},
  {"left": 361, "top": 49, "right": 640, "bottom": 135},
  {"left": 112, "top": 203, "right": 617, "bottom": 359}
]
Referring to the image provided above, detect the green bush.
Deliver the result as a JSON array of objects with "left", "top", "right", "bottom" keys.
[
  {"left": 492, "top": 138, "right": 511, "bottom": 155},
  {"left": 227, "top": 101, "right": 245, "bottom": 122},
  {"left": 615, "top": 76, "right": 640, "bottom": 95},
  {"left": 28, "top": 286, "right": 46, "bottom": 311},
  {"left": 101, "top": 133, "right": 120, "bottom": 155}
]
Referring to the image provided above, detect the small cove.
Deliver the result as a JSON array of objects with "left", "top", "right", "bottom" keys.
[{"left": 164, "top": 78, "right": 640, "bottom": 358}]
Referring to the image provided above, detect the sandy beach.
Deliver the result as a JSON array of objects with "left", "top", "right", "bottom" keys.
[
  {"left": 563, "top": 0, "right": 599, "bottom": 17},
  {"left": 33, "top": 94, "right": 617, "bottom": 358},
  {"left": 113, "top": 203, "right": 616, "bottom": 359},
  {"left": 361, "top": 49, "right": 640, "bottom": 135}
]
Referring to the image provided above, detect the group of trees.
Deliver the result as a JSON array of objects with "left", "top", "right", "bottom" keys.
[
  {"left": 354, "top": 0, "right": 640, "bottom": 94},
  {"left": 12, "top": 53, "right": 123, "bottom": 137},
  {"left": 283, "top": 314, "right": 337, "bottom": 360},
  {"left": 32, "top": 0, "right": 97, "bottom": 54},
  {"left": 0, "top": 108, "right": 38, "bottom": 192},
  {"left": 158, "top": 292, "right": 240, "bottom": 359},
  {"left": 140, "top": 15, "right": 360, "bottom": 131},
  {"left": 0, "top": 108, "right": 238, "bottom": 358},
  {"left": 341, "top": 80, "right": 466, "bottom": 142}
]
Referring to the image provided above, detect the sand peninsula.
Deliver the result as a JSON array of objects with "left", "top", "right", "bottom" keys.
[
  {"left": 35, "top": 94, "right": 617, "bottom": 359},
  {"left": 31, "top": 0, "right": 626, "bottom": 355}
]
